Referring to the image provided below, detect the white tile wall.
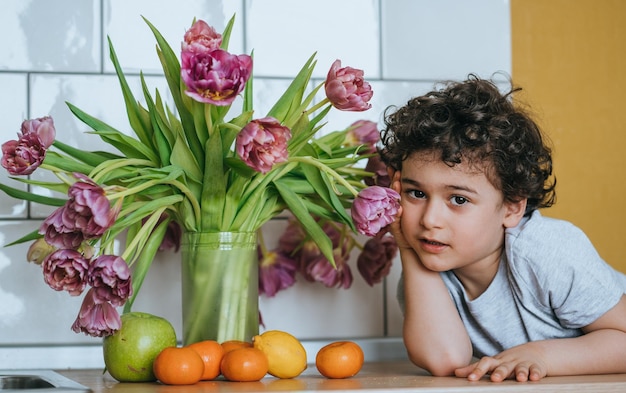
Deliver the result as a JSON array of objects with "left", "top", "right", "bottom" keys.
[{"left": 0, "top": 0, "right": 510, "bottom": 368}]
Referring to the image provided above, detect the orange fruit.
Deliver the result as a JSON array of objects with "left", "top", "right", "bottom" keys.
[
  {"left": 187, "top": 340, "right": 224, "bottom": 380},
  {"left": 220, "top": 347, "right": 269, "bottom": 382},
  {"left": 315, "top": 341, "right": 364, "bottom": 379},
  {"left": 153, "top": 346, "right": 204, "bottom": 385},
  {"left": 221, "top": 339, "right": 253, "bottom": 354}
]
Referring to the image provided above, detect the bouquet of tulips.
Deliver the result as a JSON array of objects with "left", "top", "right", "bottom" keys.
[{"left": 0, "top": 15, "right": 400, "bottom": 337}]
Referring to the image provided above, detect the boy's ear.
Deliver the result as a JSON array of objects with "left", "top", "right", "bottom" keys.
[{"left": 503, "top": 198, "right": 527, "bottom": 228}]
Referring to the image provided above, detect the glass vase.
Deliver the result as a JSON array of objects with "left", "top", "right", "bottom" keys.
[{"left": 181, "top": 231, "right": 259, "bottom": 345}]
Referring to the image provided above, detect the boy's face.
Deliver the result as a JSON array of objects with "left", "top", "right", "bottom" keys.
[{"left": 398, "top": 151, "right": 525, "bottom": 281}]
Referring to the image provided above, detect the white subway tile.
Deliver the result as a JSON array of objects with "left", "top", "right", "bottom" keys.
[
  {"left": 245, "top": 0, "right": 381, "bottom": 79},
  {"left": 381, "top": 0, "right": 511, "bottom": 80},
  {"left": 0, "top": 0, "right": 100, "bottom": 72}
]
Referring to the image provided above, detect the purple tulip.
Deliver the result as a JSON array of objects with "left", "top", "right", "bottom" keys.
[
  {"left": 351, "top": 186, "right": 400, "bottom": 236},
  {"left": 1, "top": 132, "right": 47, "bottom": 175},
  {"left": 236, "top": 117, "right": 291, "bottom": 174},
  {"left": 345, "top": 120, "right": 379, "bottom": 154},
  {"left": 304, "top": 247, "right": 353, "bottom": 289},
  {"left": 20, "top": 116, "right": 56, "bottom": 148},
  {"left": 364, "top": 155, "right": 391, "bottom": 188},
  {"left": 325, "top": 59, "right": 373, "bottom": 112},
  {"left": 42, "top": 249, "right": 90, "bottom": 296},
  {"left": 181, "top": 48, "right": 252, "bottom": 106},
  {"left": 258, "top": 249, "right": 298, "bottom": 297},
  {"left": 88, "top": 254, "right": 132, "bottom": 307},
  {"left": 182, "top": 19, "right": 222, "bottom": 53},
  {"left": 40, "top": 174, "right": 118, "bottom": 249},
  {"left": 357, "top": 236, "right": 397, "bottom": 286},
  {"left": 71, "top": 288, "right": 121, "bottom": 337}
]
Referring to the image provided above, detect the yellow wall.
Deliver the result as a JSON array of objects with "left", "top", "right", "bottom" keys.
[{"left": 511, "top": 0, "right": 626, "bottom": 271}]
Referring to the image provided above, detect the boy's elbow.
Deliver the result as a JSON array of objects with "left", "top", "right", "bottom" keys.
[{"left": 407, "top": 350, "right": 470, "bottom": 377}]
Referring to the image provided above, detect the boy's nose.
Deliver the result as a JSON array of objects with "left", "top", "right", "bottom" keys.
[{"left": 420, "top": 200, "right": 444, "bottom": 229}]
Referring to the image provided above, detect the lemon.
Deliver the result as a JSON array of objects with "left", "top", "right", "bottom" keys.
[{"left": 252, "top": 330, "right": 307, "bottom": 379}]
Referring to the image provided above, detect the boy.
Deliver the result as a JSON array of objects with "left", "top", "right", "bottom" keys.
[{"left": 380, "top": 75, "right": 626, "bottom": 382}]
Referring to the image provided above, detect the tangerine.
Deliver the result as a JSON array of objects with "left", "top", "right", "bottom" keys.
[
  {"left": 220, "top": 347, "right": 269, "bottom": 382},
  {"left": 153, "top": 346, "right": 204, "bottom": 385},
  {"left": 187, "top": 340, "right": 224, "bottom": 380},
  {"left": 315, "top": 341, "right": 364, "bottom": 379},
  {"left": 221, "top": 339, "right": 253, "bottom": 353}
]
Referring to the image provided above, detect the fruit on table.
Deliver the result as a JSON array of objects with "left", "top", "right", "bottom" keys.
[
  {"left": 221, "top": 339, "right": 253, "bottom": 354},
  {"left": 220, "top": 347, "right": 269, "bottom": 382},
  {"left": 102, "top": 311, "right": 177, "bottom": 382},
  {"left": 188, "top": 340, "right": 224, "bottom": 380},
  {"left": 253, "top": 330, "right": 307, "bottom": 379},
  {"left": 153, "top": 346, "right": 205, "bottom": 385},
  {"left": 315, "top": 341, "right": 364, "bottom": 379}
]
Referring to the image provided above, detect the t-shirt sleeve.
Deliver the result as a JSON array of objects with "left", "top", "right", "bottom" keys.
[{"left": 506, "top": 214, "right": 625, "bottom": 329}]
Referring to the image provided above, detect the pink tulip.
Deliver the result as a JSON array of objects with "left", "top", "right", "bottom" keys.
[
  {"left": 40, "top": 174, "right": 118, "bottom": 249},
  {"left": 182, "top": 19, "right": 222, "bottom": 53},
  {"left": 71, "top": 288, "right": 121, "bottom": 337},
  {"left": 304, "top": 247, "right": 353, "bottom": 289},
  {"left": 1, "top": 133, "right": 47, "bottom": 175},
  {"left": 88, "top": 255, "right": 132, "bottom": 307},
  {"left": 21, "top": 116, "right": 56, "bottom": 148},
  {"left": 345, "top": 120, "right": 379, "bottom": 154},
  {"left": 351, "top": 186, "right": 400, "bottom": 236},
  {"left": 42, "top": 249, "right": 90, "bottom": 296},
  {"left": 181, "top": 48, "right": 252, "bottom": 106},
  {"left": 325, "top": 59, "right": 373, "bottom": 112},
  {"left": 258, "top": 249, "right": 298, "bottom": 297},
  {"left": 357, "top": 236, "right": 397, "bottom": 286},
  {"left": 236, "top": 117, "right": 291, "bottom": 174}
]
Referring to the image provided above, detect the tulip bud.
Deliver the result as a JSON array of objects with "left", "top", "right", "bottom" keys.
[{"left": 26, "top": 238, "right": 56, "bottom": 265}]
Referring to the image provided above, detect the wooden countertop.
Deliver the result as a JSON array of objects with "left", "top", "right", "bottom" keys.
[{"left": 58, "top": 361, "right": 626, "bottom": 392}]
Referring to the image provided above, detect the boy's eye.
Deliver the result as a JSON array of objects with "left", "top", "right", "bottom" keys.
[
  {"left": 407, "top": 189, "right": 426, "bottom": 199},
  {"left": 451, "top": 196, "right": 468, "bottom": 206}
]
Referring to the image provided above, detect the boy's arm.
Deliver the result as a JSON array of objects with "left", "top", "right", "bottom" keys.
[
  {"left": 401, "top": 247, "right": 473, "bottom": 376},
  {"left": 455, "top": 295, "right": 626, "bottom": 381}
]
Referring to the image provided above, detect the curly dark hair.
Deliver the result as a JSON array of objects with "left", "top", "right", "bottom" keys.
[{"left": 379, "top": 74, "right": 556, "bottom": 215}]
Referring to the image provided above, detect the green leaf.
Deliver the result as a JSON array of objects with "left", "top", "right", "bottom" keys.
[
  {"left": 3, "top": 229, "right": 42, "bottom": 247},
  {"left": 143, "top": 17, "right": 203, "bottom": 166},
  {"left": 274, "top": 180, "right": 336, "bottom": 266},
  {"left": 301, "top": 163, "right": 352, "bottom": 225},
  {"left": 107, "top": 37, "right": 153, "bottom": 148},
  {"left": 220, "top": 14, "right": 236, "bottom": 51},
  {"left": 123, "top": 217, "right": 169, "bottom": 312},
  {"left": 52, "top": 140, "right": 121, "bottom": 167},
  {"left": 42, "top": 152, "right": 94, "bottom": 174},
  {"left": 140, "top": 74, "right": 171, "bottom": 165},
  {"left": 9, "top": 178, "right": 69, "bottom": 195},
  {"left": 89, "top": 129, "right": 159, "bottom": 162},
  {"left": 0, "top": 183, "right": 65, "bottom": 206},
  {"left": 170, "top": 136, "right": 203, "bottom": 184}
]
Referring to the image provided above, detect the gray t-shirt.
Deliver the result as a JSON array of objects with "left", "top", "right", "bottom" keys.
[{"left": 399, "top": 210, "right": 626, "bottom": 358}]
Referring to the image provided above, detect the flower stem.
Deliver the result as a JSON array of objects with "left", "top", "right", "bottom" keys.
[
  {"left": 289, "top": 156, "right": 360, "bottom": 196},
  {"left": 305, "top": 97, "right": 330, "bottom": 116}
]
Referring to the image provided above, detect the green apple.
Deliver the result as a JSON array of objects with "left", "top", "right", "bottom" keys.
[{"left": 103, "top": 311, "right": 177, "bottom": 382}]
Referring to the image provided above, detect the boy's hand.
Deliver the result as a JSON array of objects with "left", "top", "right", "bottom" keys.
[{"left": 454, "top": 343, "right": 548, "bottom": 382}]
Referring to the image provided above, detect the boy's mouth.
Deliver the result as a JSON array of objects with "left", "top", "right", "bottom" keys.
[{"left": 421, "top": 238, "right": 446, "bottom": 246}]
